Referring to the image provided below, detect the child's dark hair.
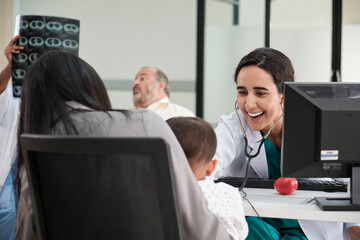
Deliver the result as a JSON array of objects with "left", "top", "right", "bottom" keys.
[{"left": 166, "top": 117, "right": 217, "bottom": 164}]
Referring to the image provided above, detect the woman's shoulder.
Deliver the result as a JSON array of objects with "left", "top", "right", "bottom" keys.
[
  {"left": 68, "top": 106, "right": 163, "bottom": 124},
  {"left": 105, "top": 108, "right": 169, "bottom": 137},
  {"left": 110, "top": 108, "right": 164, "bottom": 123},
  {"left": 130, "top": 108, "right": 161, "bottom": 119}
]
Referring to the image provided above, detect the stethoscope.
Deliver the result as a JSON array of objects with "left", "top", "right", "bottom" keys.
[{"left": 234, "top": 100, "right": 283, "bottom": 190}]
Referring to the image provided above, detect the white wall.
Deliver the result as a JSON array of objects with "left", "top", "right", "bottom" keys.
[
  {"left": 13, "top": 0, "right": 197, "bottom": 111},
  {"left": 204, "top": 26, "right": 265, "bottom": 123},
  {"left": 204, "top": 0, "right": 266, "bottom": 123},
  {"left": 0, "top": 0, "right": 14, "bottom": 69}
]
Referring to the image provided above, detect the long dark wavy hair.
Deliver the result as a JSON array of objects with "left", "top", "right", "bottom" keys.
[{"left": 16, "top": 50, "right": 113, "bottom": 196}]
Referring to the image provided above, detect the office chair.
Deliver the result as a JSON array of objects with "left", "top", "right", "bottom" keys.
[{"left": 20, "top": 134, "right": 183, "bottom": 240}]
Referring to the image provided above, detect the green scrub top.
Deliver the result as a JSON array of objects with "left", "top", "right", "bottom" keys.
[
  {"left": 264, "top": 135, "right": 281, "bottom": 180},
  {"left": 245, "top": 136, "right": 307, "bottom": 240}
]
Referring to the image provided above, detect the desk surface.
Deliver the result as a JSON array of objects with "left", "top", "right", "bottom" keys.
[{"left": 242, "top": 188, "right": 360, "bottom": 223}]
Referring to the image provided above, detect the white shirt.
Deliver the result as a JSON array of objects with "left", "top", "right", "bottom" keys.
[
  {"left": 0, "top": 85, "right": 20, "bottom": 191},
  {"left": 212, "top": 110, "right": 267, "bottom": 179},
  {"left": 198, "top": 179, "right": 248, "bottom": 240},
  {"left": 147, "top": 96, "right": 195, "bottom": 120}
]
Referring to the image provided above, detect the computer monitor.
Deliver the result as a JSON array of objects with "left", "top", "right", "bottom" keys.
[{"left": 281, "top": 82, "right": 360, "bottom": 211}]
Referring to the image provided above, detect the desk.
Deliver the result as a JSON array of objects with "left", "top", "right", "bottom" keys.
[{"left": 242, "top": 188, "right": 360, "bottom": 223}]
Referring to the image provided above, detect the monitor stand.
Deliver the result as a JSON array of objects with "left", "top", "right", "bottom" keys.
[{"left": 315, "top": 167, "right": 360, "bottom": 211}]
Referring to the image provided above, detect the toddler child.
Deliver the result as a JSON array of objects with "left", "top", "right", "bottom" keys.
[{"left": 167, "top": 117, "right": 248, "bottom": 240}]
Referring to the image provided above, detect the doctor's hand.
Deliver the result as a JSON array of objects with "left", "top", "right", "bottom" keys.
[
  {"left": 1, "top": 35, "right": 23, "bottom": 94},
  {"left": 348, "top": 226, "right": 360, "bottom": 240},
  {"left": 5, "top": 34, "right": 23, "bottom": 63}
]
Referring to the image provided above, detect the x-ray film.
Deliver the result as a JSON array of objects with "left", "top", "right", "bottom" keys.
[{"left": 11, "top": 15, "right": 80, "bottom": 97}]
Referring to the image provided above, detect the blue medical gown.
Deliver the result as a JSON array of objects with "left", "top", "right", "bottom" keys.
[{"left": 0, "top": 168, "right": 17, "bottom": 240}]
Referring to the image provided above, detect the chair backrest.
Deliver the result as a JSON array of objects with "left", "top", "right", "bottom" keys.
[{"left": 20, "top": 134, "right": 183, "bottom": 240}]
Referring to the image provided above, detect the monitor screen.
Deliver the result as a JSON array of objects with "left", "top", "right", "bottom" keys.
[{"left": 281, "top": 82, "right": 360, "bottom": 210}]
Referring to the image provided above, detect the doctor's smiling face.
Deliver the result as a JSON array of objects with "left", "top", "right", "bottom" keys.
[
  {"left": 236, "top": 65, "right": 283, "bottom": 134},
  {"left": 234, "top": 48, "right": 294, "bottom": 135}
]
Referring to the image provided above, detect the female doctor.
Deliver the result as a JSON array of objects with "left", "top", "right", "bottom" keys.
[{"left": 212, "top": 47, "right": 360, "bottom": 240}]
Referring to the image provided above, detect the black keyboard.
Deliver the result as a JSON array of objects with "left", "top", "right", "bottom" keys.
[{"left": 215, "top": 177, "right": 348, "bottom": 192}]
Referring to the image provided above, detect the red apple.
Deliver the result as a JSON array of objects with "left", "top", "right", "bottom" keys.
[{"left": 274, "top": 177, "right": 298, "bottom": 195}]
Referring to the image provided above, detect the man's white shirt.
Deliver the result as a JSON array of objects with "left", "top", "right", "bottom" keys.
[{"left": 147, "top": 96, "right": 195, "bottom": 120}]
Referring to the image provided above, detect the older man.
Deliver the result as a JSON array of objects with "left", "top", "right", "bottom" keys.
[{"left": 133, "top": 67, "right": 195, "bottom": 120}]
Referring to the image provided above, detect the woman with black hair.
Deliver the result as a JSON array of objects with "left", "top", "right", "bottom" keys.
[{"left": 14, "top": 51, "right": 232, "bottom": 240}]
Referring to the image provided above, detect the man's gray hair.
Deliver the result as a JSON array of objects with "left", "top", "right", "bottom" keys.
[
  {"left": 155, "top": 68, "right": 170, "bottom": 97},
  {"left": 142, "top": 66, "right": 170, "bottom": 97}
]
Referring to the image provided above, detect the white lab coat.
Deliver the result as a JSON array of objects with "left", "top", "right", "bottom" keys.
[{"left": 212, "top": 110, "right": 359, "bottom": 240}]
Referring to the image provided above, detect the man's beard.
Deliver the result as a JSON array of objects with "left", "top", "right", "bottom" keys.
[{"left": 133, "top": 82, "right": 159, "bottom": 108}]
